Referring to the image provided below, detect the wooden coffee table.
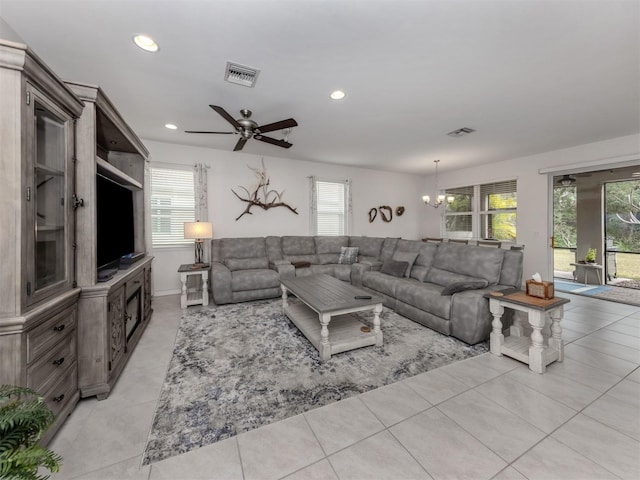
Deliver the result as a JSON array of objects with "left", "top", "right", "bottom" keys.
[{"left": 280, "top": 274, "right": 383, "bottom": 360}]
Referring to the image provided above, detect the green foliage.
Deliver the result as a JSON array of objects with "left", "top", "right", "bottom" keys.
[
  {"left": 605, "top": 180, "right": 640, "bottom": 252},
  {"left": 585, "top": 248, "right": 597, "bottom": 262},
  {"left": 553, "top": 185, "right": 577, "bottom": 248},
  {"left": 0, "top": 385, "right": 61, "bottom": 480}
]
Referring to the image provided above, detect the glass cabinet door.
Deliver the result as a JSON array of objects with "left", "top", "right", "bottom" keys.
[
  {"left": 25, "top": 84, "right": 74, "bottom": 306},
  {"left": 34, "top": 102, "right": 66, "bottom": 291}
]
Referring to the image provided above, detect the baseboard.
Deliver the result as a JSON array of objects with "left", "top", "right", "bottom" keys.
[{"left": 154, "top": 289, "right": 181, "bottom": 297}]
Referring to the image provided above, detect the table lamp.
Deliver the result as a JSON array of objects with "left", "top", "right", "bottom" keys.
[{"left": 184, "top": 221, "right": 213, "bottom": 267}]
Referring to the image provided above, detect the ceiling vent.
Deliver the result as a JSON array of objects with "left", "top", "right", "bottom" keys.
[
  {"left": 447, "top": 127, "right": 475, "bottom": 138},
  {"left": 225, "top": 62, "right": 260, "bottom": 88}
]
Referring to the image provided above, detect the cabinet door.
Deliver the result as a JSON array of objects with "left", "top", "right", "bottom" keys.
[
  {"left": 24, "top": 84, "right": 75, "bottom": 307},
  {"left": 144, "top": 265, "right": 152, "bottom": 319},
  {"left": 107, "top": 287, "right": 126, "bottom": 372}
]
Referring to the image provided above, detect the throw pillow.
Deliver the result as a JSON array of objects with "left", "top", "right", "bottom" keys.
[
  {"left": 441, "top": 280, "right": 489, "bottom": 296},
  {"left": 392, "top": 251, "right": 419, "bottom": 277},
  {"left": 338, "top": 246, "right": 359, "bottom": 265},
  {"left": 380, "top": 258, "right": 409, "bottom": 278}
]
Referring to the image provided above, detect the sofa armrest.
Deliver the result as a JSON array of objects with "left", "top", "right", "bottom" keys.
[
  {"left": 270, "top": 260, "right": 295, "bottom": 279},
  {"left": 210, "top": 261, "right": 233, "bottom": 304}
]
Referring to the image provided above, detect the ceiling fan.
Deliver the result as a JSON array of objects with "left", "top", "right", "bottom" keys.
[
  {"left": 556, "top": 172, "right": 593, "bottom": 186},
  {"left": 185, "top": 105, "right": 298, "bottom": 152}
]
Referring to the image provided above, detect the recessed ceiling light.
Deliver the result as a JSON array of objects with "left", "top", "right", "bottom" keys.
[
  {"left": 133, "top": 34, "right": 159, "bottom": 52},
  {"left": 165, "top": 123, "right": 178, "bottom": 130},
  {"left": 330, "top": 90, "right": 346, "bottom": 100}
]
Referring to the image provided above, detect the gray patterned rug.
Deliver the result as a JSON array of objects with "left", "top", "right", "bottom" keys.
[{"left": 142, "top": 298, "right": 488, "bottom": 465}]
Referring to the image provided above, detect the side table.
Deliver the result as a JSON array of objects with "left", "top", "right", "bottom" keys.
[
  {"left": 178, "top": 264, "right": 210, "bottom": 309},
  {"left": 570, "top": 262, "right": 603, "bottom": 285},
  {"left": 489, "top": 291, "right": 570, "bottom": 374}
]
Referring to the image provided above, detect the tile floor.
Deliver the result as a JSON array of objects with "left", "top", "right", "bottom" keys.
[{"left": 46, "top": 293, "right": 640, "bottom": 480}]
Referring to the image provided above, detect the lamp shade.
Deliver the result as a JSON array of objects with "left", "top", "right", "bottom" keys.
[{"left": 184, "top": 221, "right": 213, "bottom": 240}]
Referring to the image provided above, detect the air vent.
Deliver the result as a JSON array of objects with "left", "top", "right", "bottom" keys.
[
  {"left": 225, "top": 62, "right": 260, "bottom": 88},
  {"left": 447, "top": 127, "right": 475, "bottom": 138}
]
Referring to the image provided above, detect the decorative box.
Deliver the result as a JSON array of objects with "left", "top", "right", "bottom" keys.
[{"left": 526, "top": 280, "right": 554, "bottom": 299}]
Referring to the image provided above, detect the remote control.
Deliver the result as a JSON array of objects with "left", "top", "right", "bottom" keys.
[{"left": 354, "top": 295, "right": 372, "bottom": 300}]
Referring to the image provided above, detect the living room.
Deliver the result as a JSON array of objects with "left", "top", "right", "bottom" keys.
[{"left": 1, "top": 1, "right": 639, "bottom": 479}]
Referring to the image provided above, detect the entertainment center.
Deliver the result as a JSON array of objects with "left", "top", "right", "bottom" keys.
[
  {"left": 68, "top": 81, "right": 153, "bottom": 399},
  {"left": 0, "top": 38, "right": 153, "bottom": 442}
]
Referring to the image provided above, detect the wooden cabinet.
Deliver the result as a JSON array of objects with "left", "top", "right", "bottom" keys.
[
  {"left": 77, "top": 258, "right": 153, "bottom": 399},
  {"left": 66, "top": 81, "right": 153, "bottom": 399},
  {"left": 0, "top": 39, "right": 84, "bottom": 443}
]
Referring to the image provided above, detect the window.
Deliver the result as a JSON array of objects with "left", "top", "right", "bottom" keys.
[
  {"left": 150, "top": 167, "right": 195, "bottom": 247},
  {"left": 313, "top": 179, "right": 350, "bottom": 235},
  {"left": 444, "top": 180, "right": 517, "bottom": 241}
]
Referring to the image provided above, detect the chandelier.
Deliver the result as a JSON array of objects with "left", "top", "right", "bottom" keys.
[{"left": 422, "top": 159, "right": 454, "bottom": 208}]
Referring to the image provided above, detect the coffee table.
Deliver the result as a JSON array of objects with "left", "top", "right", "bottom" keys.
[{"left": 280, "top": 274, "right": 383, "bottom": 360}]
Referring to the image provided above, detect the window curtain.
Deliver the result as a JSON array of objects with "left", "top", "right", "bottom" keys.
[
  {"left": 309, "top": 176, "right": 317, "bottom": 235},
  {"left": 194, "top": 163, "right": 210, "bottom": 261}
]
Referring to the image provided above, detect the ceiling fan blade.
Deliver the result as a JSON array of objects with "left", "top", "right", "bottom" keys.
[
  {"left": 255, "top": 135, "right": 293, "bottom": 149},
  {"left": 184, "top": 130, "right": 236, "bottom": 134},
  {"left": 233, "top": 137, "right": 248, "bottom": 151},
  {"left": 210, "top": 105, "right": 241, "bottom": 129},
  {"left": 256, "top": 118, "right": 298, "bottom": 134}
]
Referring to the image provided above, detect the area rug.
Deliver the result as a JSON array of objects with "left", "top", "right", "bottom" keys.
[
  {"left": 555, "top": 279, "right": 640, "bottom": 307},
  {"left": 142, "top": 298, "right": 488, "bottom": 464}
]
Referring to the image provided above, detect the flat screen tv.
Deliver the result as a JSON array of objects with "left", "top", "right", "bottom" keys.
[{"left": 96, "top": 174, "right": 135, "bottom": 272}]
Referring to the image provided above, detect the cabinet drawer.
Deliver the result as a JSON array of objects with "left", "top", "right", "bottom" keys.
[
  {"left": 27, "top": 305, "right": 77, "bottom": 363},
  {"left": 125, "top": 271, "right": 144, "bottom": 298},
  {"left": 44, "top": 366, "right": 77, "bottom": 417},
  {"left": 27, "top": 332, "right": 76, "bottom": 394}
]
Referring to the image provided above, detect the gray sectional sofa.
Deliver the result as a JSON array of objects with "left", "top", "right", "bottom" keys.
[{"left": 210, "top": 236, "right": 523, "bottom": 344}]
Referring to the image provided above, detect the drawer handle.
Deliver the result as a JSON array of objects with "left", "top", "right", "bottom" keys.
[
  {"left": 53, "top": 394, "right": 65, "bottom": 402},
  {"left": 52, "top": 357, "right": 65, "bottom": 366},
  {"left": 53, "top": 324, "right": 65, "bottom": 332}
]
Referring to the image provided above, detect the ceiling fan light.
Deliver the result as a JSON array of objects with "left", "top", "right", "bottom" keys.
[
  {"left": 330, "top": 90, "right": 346, "bottom": 100},
  {"left": 133, "top": 34, "right": 159, "bottom": 52},
  {"left": 165, "top": 123, "right": 177, "bottom": 130},
  {"left": 558, "top": 174, "right": 576, "bottom": 186}
]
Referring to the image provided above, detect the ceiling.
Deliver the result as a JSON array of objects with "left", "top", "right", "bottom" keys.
[{"left": 1, "top": 0, "right": 638, "bottom": 174}]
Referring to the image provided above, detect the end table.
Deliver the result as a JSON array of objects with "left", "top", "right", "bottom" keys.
[
  {"left": 489, "top": 291, "right": 569, "bottom": 374},
  {"left": 178, "top": 264, "right": 210, "bottom": 309}
]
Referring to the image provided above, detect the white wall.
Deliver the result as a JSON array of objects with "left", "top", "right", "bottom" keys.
[
  {"left": 144, "top": 140, "right": 425, "bottom": 295},
  {"left": 421, "top": 134, "right": 640, "bottom": 284}
]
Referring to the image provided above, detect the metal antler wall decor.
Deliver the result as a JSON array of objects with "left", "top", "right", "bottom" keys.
[{"left": 231, "top": 158, "right": 298, "bottom": 221}]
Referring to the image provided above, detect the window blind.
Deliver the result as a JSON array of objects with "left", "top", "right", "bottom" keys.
[
  {"left": 150, "top": 167, "right": 195, "bottom": 246},
  {"left": 316, "top": 180, "right": 347, "bottom": 235}
]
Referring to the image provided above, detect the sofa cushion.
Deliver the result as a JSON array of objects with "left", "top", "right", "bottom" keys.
[
  {"left": 380, "top": 258, "right": 409, "bottom": 277},
  {"left": 362, "top": 271, "right": 403, "bottom": 298},
  {"left": 338, "top": 246, "right": 359, "bottom": 264},
  {"left": 285, "top": 254, "right": 319, "bottom": 264},
  {"left": 317, "top": 253, "right": 340, "bottom": 265},
  {"left": 333, "top": 264, "right": 352, "bottom": 282},
  {"left": 349, "top": 236, "right": 384, "bottom": 258},
  {"left": 282, "top": 236, "right": 316, "bottom": 255},
  {"left": 395, "top": 281, "right": 452, "bottom": 320},
  {"left": 441, "top": 280, "right": 489, "bottom": 296},
  {"left": 315, "top": 236, "right": 349, "bottom": 253},
  {"left": 315, "top": 236, "right": 348, "bottom": 264},
  {"left": 411, "top": 243, "right": 438, "bottom": 282},
  {"left": 265, "top": 236, "right": 284, "bottom": 261},
  {"left": 425, "top": 267, "right": 487, "bottom": 287},
  {"left": 430, "top": 242, "right": 504, "bottom": 285},
  {"left": 225, "top": 257, "right": 270, "bottom": 271},
  {"left": 215, "top": 237, "right": 267, "bottom": 260},
  {"left": 392, "top": 250, "right": 419, "bottom": 277},
  {"left": 231, "top": 269, "right": 280, "bottom": 291}
]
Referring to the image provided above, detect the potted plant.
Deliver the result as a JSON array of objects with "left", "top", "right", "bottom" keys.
[
  {"left": 585, "top": 248, "right": 597, "bottom": 263},
  {"left": 0, "top": 385, "right": 62, "bottom": 480}
]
